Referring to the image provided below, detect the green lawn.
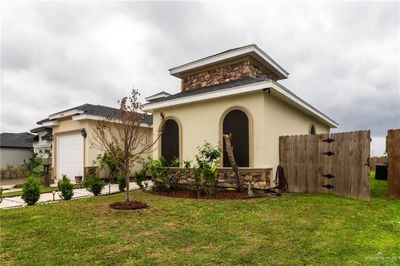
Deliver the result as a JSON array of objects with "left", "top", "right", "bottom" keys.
[{"left": 1, "top": 186, "right": 399, "bottom": 265}]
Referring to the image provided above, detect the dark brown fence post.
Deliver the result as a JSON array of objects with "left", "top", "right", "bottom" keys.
[{"left": 387, "top": 129, "right": 400, "bottom": 199}]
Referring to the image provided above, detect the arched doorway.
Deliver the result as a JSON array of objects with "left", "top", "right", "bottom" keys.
[
  {"left": 161, "top": 119, "right": 180, "bottom": 165},
  {"left": 222, "top": 109, "right": 249, "bottom": 167}
]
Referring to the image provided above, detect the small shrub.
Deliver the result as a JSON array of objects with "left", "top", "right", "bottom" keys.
[
  {"left": 147, "top": 157, "right": 178, "bottom": 190},
  {"left": 117, "top": 175, "right": 126, "bottom": 192},
  {"left": 83, "top": 174, "right": 105, "bottom": 196},
  {"left": 58, "top": 175, "right": 74, "bottom": 200},
  {"left": 96, "top": 152, "right": 120, "bottom": 183},
  {"left": 133, "top": 169, "right": 147, "bottom": 189},
  {"left": 193, "top": 142, "right": 222, "bottom": 197},
  {"left": 21, "top": 176, "right": 41, "bottom": 205},
  {"left": 31, "top": 165, "right": 44, "bottom": 178}
]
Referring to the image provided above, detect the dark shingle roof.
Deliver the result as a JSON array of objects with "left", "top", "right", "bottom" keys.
[
  {"left": 0, "top": 133, "right": 35, "bottom": 149},
  {"left": 38, "top": 104, "right": 153, "bottom": 126},
  {"left": 50, "top": 104, "right": 120, "bottom": 118},
  {"left": 148, "top": 77, "right": 268, "bottom": 104}
]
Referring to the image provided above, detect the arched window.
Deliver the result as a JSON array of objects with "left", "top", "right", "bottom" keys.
[
  {"left": 161, "top": 119, "right": 180, "bottom": 165},
  {"left": 223, "top": 109, "right": 249, "bottom": 167},
  {"left": 309, "top": 124, "right": 316, "bottom": 135}
]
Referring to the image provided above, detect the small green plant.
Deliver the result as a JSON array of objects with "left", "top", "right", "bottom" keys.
[
  {"left": 58, "top": 175, "right": 74, "bottom": 200},
  {"left": 117, "top": 175, "right": 126, "bottom": 192},
  {"left": 96, "top": 152, "right": 120, "bottom": 183},
  {"left": 147, "top": 157, "right": 179, "bottom": 190},
  {"left": 0, "top": 188, "right": 3, "bottom": 202},
  {"left": 83, "top": 174, "right": 105, "bottom": 196},
  {"left": 21, "top": 176, "right": 41, "bottom": 205},
  {"left": 193, "top": 142, "right": 222, "bottom": 197},
  {"left": 133, "top": 169, "right": 147, "bottom": 189},
  {"left": 26, "top": 152, "right": 43, "bottom": 175}
]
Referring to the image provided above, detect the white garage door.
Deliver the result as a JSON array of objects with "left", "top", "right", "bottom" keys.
[{"left": 57, "top": 133, "right": 84, "bottom": 180}]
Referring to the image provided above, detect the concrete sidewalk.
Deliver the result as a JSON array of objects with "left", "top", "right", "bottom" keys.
[{"left": 0, "top": 182, "right": 148, "bottom": 209}]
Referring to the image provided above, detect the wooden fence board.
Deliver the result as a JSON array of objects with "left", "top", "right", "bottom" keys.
[
  {"left": 387, "top": 129, "right": 400, "bottom": 199},
  {"left": 279, "top": 130, "right": 371, "bottom": 200}
]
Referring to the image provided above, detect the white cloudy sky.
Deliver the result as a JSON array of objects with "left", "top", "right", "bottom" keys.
[{"left": 0, "top": 1, "right": 399, "bottom": 155}]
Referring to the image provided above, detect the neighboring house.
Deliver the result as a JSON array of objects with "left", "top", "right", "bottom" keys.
[
  {"left": 143, "top": 44, "right": 338, "bottom": 186},
  {"left": 36, "top": 104, "right": 153, "bottom": 181},
  {"left": 30, "top": 126, "right": 52, "bottom": 159},
  {"left": 0, "top": 132, "right": 35, "bottom": 168}
]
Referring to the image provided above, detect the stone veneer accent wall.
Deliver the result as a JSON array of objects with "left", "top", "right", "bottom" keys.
[
  {"left": 181, "top": 58, "right": 278, "bottom": 91},
  {"left": 168, "top": 167, "right": 272, "bottom": 190}
]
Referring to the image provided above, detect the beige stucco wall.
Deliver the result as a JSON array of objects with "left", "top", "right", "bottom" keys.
[
  {"left": 86, "top": 120, "right": 153, "bottom": 177},
  {"left": 263, "top": 93, "right": 330, "bottom": 183},
  {"left": 0, "top": 148, "right": 32, "bottom": 168},
  {"left": 152, "top": 91, "right": 266, "bottom": 167},
  {"left": 51, "top": 118, "right": 152, "bottom": 179},
  {"left": 151, "top": 90, "right": 331, "bottom": 185}
]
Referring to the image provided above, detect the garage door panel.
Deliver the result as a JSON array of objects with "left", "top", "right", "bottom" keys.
[{"left": 57, "top": 134, "right": 84, "bottom": 180}]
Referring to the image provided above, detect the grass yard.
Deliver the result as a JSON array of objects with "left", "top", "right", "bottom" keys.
[{"left": 1, "top": 185, "right": 399, "bottom": 266}]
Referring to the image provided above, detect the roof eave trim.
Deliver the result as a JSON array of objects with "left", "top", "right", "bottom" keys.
[
  {"left": 49, "top": 109, "right": 85, "bottom": 120},
  {"left": 169, "top": 45, "right": 289, "bottom": 79},
  {"left": 42, "top": 121, "right": 60, "bottom": 127},
  {"left": 143, "top": 81, "right": 338, "bottom": 128},
  {"left": 143, "top": 81, "right": 273, "bottom": 111},
  {"left": 72, "top": 114, "right": 152, "bottom": 128}
]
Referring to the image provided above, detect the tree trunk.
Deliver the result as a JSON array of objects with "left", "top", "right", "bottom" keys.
[
  {"left": 125, "top": 167, "right": 130, "bottom": 202},
  {"left": 223, "top": 134, "right": 242, "bottom": 191}
]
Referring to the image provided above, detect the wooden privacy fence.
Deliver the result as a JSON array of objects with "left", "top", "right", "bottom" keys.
[
  {"left": 387, "top": 129, "right": 400, "bottom": 199},
  {"left": 279, "top": 131, "right": 370, "bottom": 200}
]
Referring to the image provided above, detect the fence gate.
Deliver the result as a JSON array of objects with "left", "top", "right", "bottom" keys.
[
  {"left": 387, "top": 129, "right": 400, "bottom": 199},
  {"left": 279, "top": 131, "right": 370, "bottom": 200}
]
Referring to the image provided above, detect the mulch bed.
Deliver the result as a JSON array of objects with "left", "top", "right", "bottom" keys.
[
  {"left": 109, "top": 200, "right": 148, "bottom": 210},
  {"left": 152, "top": 188, "right": 267, "bottom": 200}
]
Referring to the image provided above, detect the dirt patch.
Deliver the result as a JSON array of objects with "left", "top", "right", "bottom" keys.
[
  {"left": 109, "top": 200, "right": 148, "bottom": 210},
  {"left": 152, "top": 188, "right": 267, "bottom": 200}
]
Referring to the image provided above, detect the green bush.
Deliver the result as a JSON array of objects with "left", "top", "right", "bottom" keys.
[
  {"left": 193, "top": 142, "right": 222, "bottom": 197},
  {"left": 117, "top": 175, "right": 126, "bottom": 192},
  {"left": 58, "top": 175, "right": 74, "bottom": 200},
  {"left": 147, "top": 157, "right": 178, "bottom": 190},
  {"left": 133, "top": 169, "right": 147, "bottom": 189},
  {"left": 96, "top": 152, "right": 120, "bottom": 183},
  {"left": 83, "top": 174, "right": 105, "bottom": 196},
  {"left": 21, "top": 176, "right": 41, "bottom": 205}
]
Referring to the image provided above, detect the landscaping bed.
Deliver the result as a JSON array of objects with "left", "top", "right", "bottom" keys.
[
  {"left": 152, "top": 188, "right": 267, "bottom": 199},
  {"left": 109, "top": 200, "right": 148, "bottom": 210}
]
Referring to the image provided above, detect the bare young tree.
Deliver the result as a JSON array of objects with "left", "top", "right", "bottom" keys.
[
  {"left": 223, "top": 133, "right": 243, "bottom": 191},
  {"left": 92, "top": 89, "right": 164, "bottom": 202}
]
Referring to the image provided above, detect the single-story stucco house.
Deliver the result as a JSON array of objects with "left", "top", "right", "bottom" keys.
[
  {"left": 0, "top": 132, "right": 35, "bottom": 168},
  {"left": 36, "top": 104, "right": 153, "bottom": 180},
  {"left": 143, "top": 44, "right": 338, "bottom": 187}
]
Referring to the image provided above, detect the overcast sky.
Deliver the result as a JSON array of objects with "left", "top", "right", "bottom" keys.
[{"left": 1, "top": 1, "right": 399, "bottom": 155}]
